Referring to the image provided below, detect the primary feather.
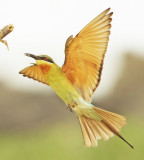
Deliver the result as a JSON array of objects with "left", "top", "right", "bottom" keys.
[
  {"left": 62, "top": 8, "right": 113, "bottom": 102},
  {"left": 19, "top": 64, "right": 49, "bottom": 85}
]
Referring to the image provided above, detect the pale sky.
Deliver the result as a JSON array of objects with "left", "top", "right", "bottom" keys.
[{"left": 0, "top": 0, "right": 144, "bottom": 98}]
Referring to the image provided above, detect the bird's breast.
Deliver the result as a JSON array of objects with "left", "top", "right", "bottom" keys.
[{"left": 46, "top": 66, "right": 80, "bottom": 104}]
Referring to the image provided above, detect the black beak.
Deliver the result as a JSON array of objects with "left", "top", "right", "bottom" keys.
[{"left": 25, "top": 53, "right": 40, "bottom": 60}]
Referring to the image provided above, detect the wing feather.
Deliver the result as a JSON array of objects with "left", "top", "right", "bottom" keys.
[
  {"left": 62, "top": 8, "right": 113, "bottom": 102},
  {"left": 19, "top": 65, "right": 49, "bottom": 85},
  {"left": 80, "top": 8, "right": 111, "bottom": 33}
]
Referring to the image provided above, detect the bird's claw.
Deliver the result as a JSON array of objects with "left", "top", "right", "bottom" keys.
[{"left": 67, "top": 105, "right": 73, "bottom": 112}]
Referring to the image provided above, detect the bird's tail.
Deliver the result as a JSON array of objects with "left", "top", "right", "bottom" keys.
[{"left": 77, "top": 105, "right": 133, "bottom": 148}]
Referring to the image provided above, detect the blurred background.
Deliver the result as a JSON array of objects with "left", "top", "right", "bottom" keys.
[{"left": 0, "top": 0, "right": 144, "bottom": 159}]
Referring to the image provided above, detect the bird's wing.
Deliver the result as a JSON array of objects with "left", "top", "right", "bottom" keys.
[
  {"left": 19, "top": 64, "right": 49, "bottom": 85},
  {"left": 62, "top": 8, "right": 112, "bottom": 102}
]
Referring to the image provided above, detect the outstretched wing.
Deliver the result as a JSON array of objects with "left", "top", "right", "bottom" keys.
[
  {"left": 19, "top": 64, "right": 49, "bottom": 85},
  {"left": 62, "top": 8, "right": 113, "bottom": 102}
]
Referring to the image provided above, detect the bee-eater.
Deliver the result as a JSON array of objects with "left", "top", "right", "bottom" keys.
[{"left": 19, "top": 8, "right": 133, "bottom": 148}]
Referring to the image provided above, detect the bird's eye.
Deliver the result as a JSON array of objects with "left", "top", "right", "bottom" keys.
[
  {"left": 44, "top": 57, "right": 48, "bottom": 61},
  {"left": 43, "top": 57, "right": 53, "bottom": 63}
]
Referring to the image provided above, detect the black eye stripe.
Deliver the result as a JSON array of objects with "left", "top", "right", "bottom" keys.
[
  {"left": 47, "top": 58, "right": 54, "bottom": 63},
  {"left": 40, "top": 57, "right": 53, "bottom": 63}
]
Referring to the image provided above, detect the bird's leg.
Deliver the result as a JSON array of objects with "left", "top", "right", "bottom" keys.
[
  {"left": 67, "top": 102, "right": 77, "bottom": 112},
  {"left": 67, "top": 104, "right": 73, "bottom": 112}
]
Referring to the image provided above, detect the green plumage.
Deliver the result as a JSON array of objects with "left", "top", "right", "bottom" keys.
[{"left": 46, "top": 64, "right": 80, "bottom": 104}]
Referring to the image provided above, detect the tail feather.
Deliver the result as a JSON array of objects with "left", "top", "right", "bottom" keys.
[
  {"left": 96, "top": 121, "right": 114, "bottom": 138},
  {"left": 79, "top": 116, "right": 94, "bottom": 146},
  {"left": 78, "top": 106, "right": 133, "bottom": 148},
  {"left": 94, "top": 107, "right": 126, "bottom": 130},
  {"left": 87, "top": 119, "right": 101, "bottom": 140}
]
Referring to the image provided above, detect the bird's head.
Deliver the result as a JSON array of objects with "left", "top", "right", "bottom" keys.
[
  {"left": 25, "top": 53, "right": 54, "bottom": 74},
  {"left": 25, "top": 53, "right": 54, "bottom": 64}
]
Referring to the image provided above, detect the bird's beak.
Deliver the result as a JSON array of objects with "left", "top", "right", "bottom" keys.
[{"left": 25, "top": 53, "right": 40, "bottom": 60}]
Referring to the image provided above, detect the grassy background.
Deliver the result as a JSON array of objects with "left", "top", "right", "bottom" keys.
[
  {"left": 0, "top": 117, "right": 143, "bottom": 160},
  {"left": 0, "top": 54, "right": 144, "bottom": 160}
]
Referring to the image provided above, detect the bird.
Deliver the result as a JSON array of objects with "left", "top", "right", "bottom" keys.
[{"left": 19, "top": 8, "right": 133, "bottom": 148}]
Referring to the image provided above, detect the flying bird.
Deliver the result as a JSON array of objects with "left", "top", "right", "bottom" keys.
[{"left": 19, "top": 8, "right": 133, "bottom": 148}]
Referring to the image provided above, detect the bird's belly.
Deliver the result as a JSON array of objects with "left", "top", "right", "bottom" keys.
[{"left": 48, "top": 75, "right": 80, "bottom": 104}]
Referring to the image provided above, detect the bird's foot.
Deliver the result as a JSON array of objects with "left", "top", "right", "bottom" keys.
[{"left": 67, "top": 105, "right": 73, "bottom": 112}]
